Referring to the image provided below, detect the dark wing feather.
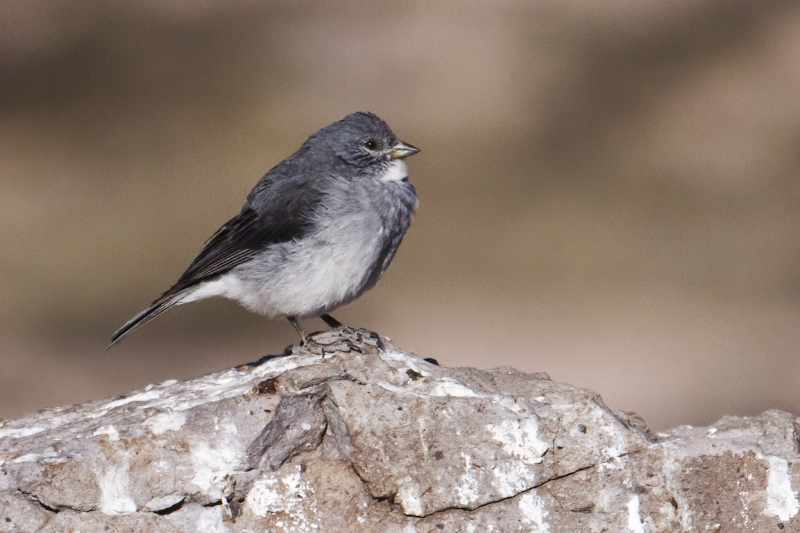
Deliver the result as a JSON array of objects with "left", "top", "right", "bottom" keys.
[
  {"left": 109, "top": 168, "right": 322, "bottom": 347},
  {"left": 166, "top": 207, "right": 265, "bottom": 294},
  {"left": 164, "top": 175, "right": 320, "bottom": 297}
]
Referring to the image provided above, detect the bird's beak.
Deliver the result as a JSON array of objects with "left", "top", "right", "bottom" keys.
[{"left": 391, "top": 141, "right": 420, "bottom": 160}]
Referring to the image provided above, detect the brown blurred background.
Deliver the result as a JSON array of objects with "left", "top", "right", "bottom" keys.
[{"left": 2, "top": 0, "right": 800, "bottom": 431}]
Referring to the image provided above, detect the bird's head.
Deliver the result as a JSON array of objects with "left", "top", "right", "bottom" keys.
[{"left": 308, "top": 112, "right": 420, "bottom": 171}]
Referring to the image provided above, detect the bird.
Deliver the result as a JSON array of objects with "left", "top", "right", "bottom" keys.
[{"left": 110, "top": 112, "right": 419, "bottom": 347}]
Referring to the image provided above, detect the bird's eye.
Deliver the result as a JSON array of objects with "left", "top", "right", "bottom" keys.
[{"left": 364, "top": 140, "right": 379, "bottom": 151}]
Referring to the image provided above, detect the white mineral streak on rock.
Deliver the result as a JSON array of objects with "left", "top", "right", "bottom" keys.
[
  {"left": 254, "top": 355, "right": 303, "bottom": 377},
  {"left": 192, "top": 506, "right": 231, "bottom": 533},
  {"left": 597, "top": 454, "right": 626, "bottom": 472},
  {"left": 0, "top": 426, "right": 45, "bottom": 439},
  {"left": 86, "top": 390, "right": 164, "bottom": 419},
  {"left": 93, "top": 424, "right": 120, "bottom": 441},
  {"left": 244, "top": 465, "right": 318, "bottom": 529},
  {"left": 486, "top": 416, "right": 548, "bottom": 496},
  {"left": 518, "top": 492, "right": 550, "bottom": 532},
  {"left": 627, "top": 495, "right": 645, "bottom": 533},
  {"left": 104, "top": 390, "right": 162, "bottom": 411},
  {"left": 143, "top": 412, "right": 187, "bottom": 435},
  {"left": 380, "top": 349, "right": 426, "bottom": 374},
  {"left": 377, "top": 381, "right": 417, "bottom": 395},
  {"left": 488, "top": 417, "right": 549, "bottom": 465},
  {"left": 112, "top": 353, "right": 320, "bottom": 417},
  {"left": 492, "top": 461, "right": 538, "bottom": 498},
  {"left": 498, "top": 397, "right": 523, "bottom": 413},
  {"left": 454, "top": 453, "right": 481, "bottom": 506},
  {"left": 245, "top": 478, "right": 281, "bottom": 516},
  {"left": 764, "top": 456, "right": 799, "bottom": 521},
  {"left": 11, "top": 448, "right": 59, "bottom": 463},
  {"left": 192, "top": 375, "right": 244, "bottom": 397},
  {"left": 417, "top": 418, "right": 429, "bottom": 456},
  {"left": 190, "top": 424, "right": 240, "bottom": 499},
  {"left": 522, "top": 418, "right": 550, "bottom": 458},
  {"left": 98, "top": 462, "right": 137, "bottom": 515},
  {"left": 658, "top": 447, "right": 693, "bottom": 529},
  {"left": 396, "top": 480, "right": 424, "bottom": 516},
  {"left": 432, "top": 379, "right": 480, "bottom": 398}
]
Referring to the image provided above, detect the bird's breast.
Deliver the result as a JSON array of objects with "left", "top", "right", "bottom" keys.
[
  {"left": 199, "top": 171, "right": 416, "bottom": 318},
  {"left": 226, "top": 209, "right": 390, "bottom": 317}
]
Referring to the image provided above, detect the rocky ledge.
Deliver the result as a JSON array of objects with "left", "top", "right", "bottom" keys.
[{"left": 1, "top": 329, "right": 799, "bottom": 532}]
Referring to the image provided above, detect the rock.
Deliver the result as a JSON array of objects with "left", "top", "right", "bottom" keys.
[{"left": 0, "top": 328, "right": 798, "bottom": 532}]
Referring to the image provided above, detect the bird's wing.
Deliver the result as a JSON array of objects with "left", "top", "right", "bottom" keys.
[
  {"left": 160, "top": 173, "right": 321, "bottom": 299},
  {"left": 110, "top": 178, "right": 319, "bottom": 348}
]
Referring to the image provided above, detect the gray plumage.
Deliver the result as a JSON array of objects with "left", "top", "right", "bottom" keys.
[{"left": 110, "top": 112, "right": 419, "bottom": 346}]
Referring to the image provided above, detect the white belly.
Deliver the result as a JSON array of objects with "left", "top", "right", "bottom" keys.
[{"left": 180, "top": 215, "right": 384, "bottom": 318}]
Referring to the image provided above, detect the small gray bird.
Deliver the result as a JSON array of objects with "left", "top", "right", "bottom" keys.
[{"left": 110, "top": 112, "right": 419, "bottom": 346}]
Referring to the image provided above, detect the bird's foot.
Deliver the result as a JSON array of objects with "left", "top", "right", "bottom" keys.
[{"left": 285, "top": 327, "right": 384, "bottom": 357}]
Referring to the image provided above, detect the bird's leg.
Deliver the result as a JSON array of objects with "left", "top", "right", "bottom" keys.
[
  {"left": 287, "top": 316, "right": 308, "bottom": 344},
  {"left": 320, "top": 314, "right": 343, "bottom": 329}
]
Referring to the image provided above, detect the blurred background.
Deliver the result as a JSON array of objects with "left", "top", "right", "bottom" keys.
[{"left": 2, "top": 0, "right": 800, "bottom": 431}]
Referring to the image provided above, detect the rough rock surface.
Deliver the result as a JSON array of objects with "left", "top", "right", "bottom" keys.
[{"left": 1, "top": 328, "right": 799, "bottom": 532}]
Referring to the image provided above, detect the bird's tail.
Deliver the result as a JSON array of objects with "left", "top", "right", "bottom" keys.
[{"left": 107, "top": 293, "right": 184, "bottom": 349}]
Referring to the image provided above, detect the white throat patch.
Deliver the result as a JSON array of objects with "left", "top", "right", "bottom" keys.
[{"left": 378, "top": 160, "right": 408, "bottom": 183}]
